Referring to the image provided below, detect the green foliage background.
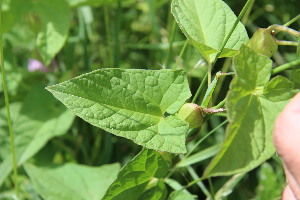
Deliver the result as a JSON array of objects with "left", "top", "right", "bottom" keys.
[{"left": 0, "top": 0, "right": 299, "bottom": 199}]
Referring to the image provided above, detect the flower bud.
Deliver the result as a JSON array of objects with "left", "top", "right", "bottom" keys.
[
  {"left": 177, "top": 103, "right": 203, "bottom": 128},
  {"left": 246, "top": 28, "right": 278, "bottom": 57}
]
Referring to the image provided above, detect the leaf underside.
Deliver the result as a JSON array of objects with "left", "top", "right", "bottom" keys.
[
  {"left": 203, "top": 45, "right": 297, "bottom": 177},
  {"left": 171, "top": 0, "right": 249, "bottom": 63}
]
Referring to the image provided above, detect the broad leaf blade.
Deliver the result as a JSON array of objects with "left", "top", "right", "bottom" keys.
[
  {"left": 0, "top": 86, "right": 75, "bottom": 187},
  {"left": 3, "top": 0, "right": 71, "bottom": 65},
  {"left": 24, "top": 163, "right": 120, "bottom": 200},
  {"left": 102, "top": 149, "right": 170, "bottom": 200},
  {"left": 47, "top": 69, "right": 191, "bottom": 153},
  {"left": 290, "top": 69, "right": 300, "bottom": 89},
  {"left": 171, "top": 0, "right": 248, "bottom": 63},
  {"left": 138, "top": 179, "right": 167, "bottom": 200},
  {"left": 34, "top": 0, "right": 70, "bottom": 65},
  {"left": 168, "top": 190, "right": 196, "bottom": 200},
  {"left": 203, "top": 45, "right": 297, "bottom": 177}
]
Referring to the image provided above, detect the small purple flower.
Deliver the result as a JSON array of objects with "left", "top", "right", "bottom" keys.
[{"left": 28, "top": 59, "right": 49, "bottom": 73}]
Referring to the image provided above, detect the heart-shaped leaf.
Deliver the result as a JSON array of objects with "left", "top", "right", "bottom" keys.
[
  {"left": 203, "top": 45, "right": 297, "bottom": 177},
  {"left": 47, "top": 69, "right": 191, "bottom": 153},
  {"left": 172, "top": 0, "right": 249, "bottom": 64}
]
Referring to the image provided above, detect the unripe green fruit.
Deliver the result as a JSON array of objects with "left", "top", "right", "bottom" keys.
[
  {"left": 246, "top": 28, "right": 278, "bottom": 57},
  {"left": 177, "top": 103, "right": 203, "bottom": 129}
]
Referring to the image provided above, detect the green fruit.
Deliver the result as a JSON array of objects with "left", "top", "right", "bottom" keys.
[
  {"left": 177, "top": 103, "right": 203, "bottom": 129},
  {"left": 246, "top": 28, "right": 278, "bottom": 57}
]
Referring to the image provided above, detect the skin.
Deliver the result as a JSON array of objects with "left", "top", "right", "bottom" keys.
[{"left": 273, "top": 92, "right": 300, "bottom": 200}]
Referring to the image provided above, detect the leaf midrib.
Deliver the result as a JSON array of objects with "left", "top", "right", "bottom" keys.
[
  {"left": 192, "top": 0, "right": 206, "bottom": 44},
  {"left": 48, "top": 88, "right": 163, "bottom": 121}
]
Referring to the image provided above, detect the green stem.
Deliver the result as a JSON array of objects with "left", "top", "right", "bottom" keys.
[
  {"left": 192, "top": 73, "right": 208, "bottom": 103},
  {"left": 174, "top": 40, "right": 188, "bottom": 70},
  {"left": 184, "top": 177, "right": 203, "bottom": 189},
  {"left": 271, "top": 58, "right": 300, "bottom": 75},
  {"left": 212, "top": 58, "right": 232, "bottom": 103},
  {"left": 208, "top": 63, "right": 212, "bottom": 86},
  {"left": 113, "top": 0, "right": 121, "bottom": 68},
  {"left": 165, "top": 20, "right": 177, "bottom": 69},
  {"left": 0, "top": 3, "right": 19, "bottom": 196},
  {"left": 283, "top": 14, "right": 300, "bottom": 27},
  {"left": 297, "top": 34, "right": 300, "bottom": 57},
  {"left": 78, "top": 8, "right": 89, "bottom": 70},
  {"left": 241, "top": 0, "right": 255, "bottom": 24},
  {"left": 192, "top": 0, "right": 254, "bottom": 103},
  {"left": 104, "top": 6, "right": 113, "bottom": 67},
  {"left": 268, "top": 25, "right": 300, "bottom": 37},
  {"left": 208, "top": 178, "right": 215, "bottom": 199},
  {"left": 276, "top": 40, "right": 298, "bottom": 46},
  {"left": 90, "top": 131, "right": 102, "bottom": 165},
  {"left": 212, "top": 98, "right": 226, "bottom": 109},
  {"left": 185, "top": 120, "right": 228, "bottom": 157},
  {"left": 212, "top": 0, "right": 255, "bottom": 67}
]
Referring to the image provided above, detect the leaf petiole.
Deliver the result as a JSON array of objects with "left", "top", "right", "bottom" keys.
[{"left": 272, "top": 58, "right": 300, "bottom": 75}]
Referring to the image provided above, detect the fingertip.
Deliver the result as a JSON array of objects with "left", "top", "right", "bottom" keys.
[
  {"left": 282, "top": 185, "right": 298, "bottom": 200},
  {"left": 273, "top": 92, "right": 300, "bottom": 155}
]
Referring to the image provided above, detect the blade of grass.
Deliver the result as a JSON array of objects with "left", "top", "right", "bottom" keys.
[
  {"left": 177, "top": 145, "right": 220, "bottom": 168},
  {"left": 165, "top": 20, "right": 178, "bottom": 68},
  {"left": 208, "top": 173, "right": 245, "bottom": 200},
  {"left": 0, "top": 1, "right": 19, "bottom": 197},
  {"left": 113, "top": 0, "right": 121, "bottom": 68},
  {"left": 174, "top": 40, "right": 188, "bottom": 70},
  {"left": 208, "top": 178, "right": 215, "bottom": 199},
  {"left": 78, "top": 7, "right": 89, "bottom": 70},
  {"left": 186, "top": 164, "right": 212, "bottom": 198},
  {"left": 104, "top": 6, "right": 113, "bottom": 67}
]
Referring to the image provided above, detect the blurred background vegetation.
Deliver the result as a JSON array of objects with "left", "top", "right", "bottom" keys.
[{"left": 0, "top": 0, "right": 299, "bottom": 199}]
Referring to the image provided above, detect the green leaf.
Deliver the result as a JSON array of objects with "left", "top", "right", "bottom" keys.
[
  {"left": 251, "top": 163, "right": 284, "bottom": 200},
  {"left": 33, "top": 0, "right": 71, "bottom": 65},
  {"left": 46, "top": 69, "right": 191, "bottom": 153},
  {"left": 203, "top": 45, "right": 297, "bottom": 177},
  {"left": 171, "top": 0, "right": 248, "bottom": 64},
  {"left": 102, "top": 149, "right": 170, "bottom": 200},
  {"left": 168, "top": 190, "right": 196, "bottom": 200},
  {"left": 0, "top": 86, "right": 75, "bottom": 187},
  {"left": 138, "top": 179, "right": 167, "bottom": 200},
  {"left": 3, "top": 0, "right": 70, "bottom": 65},
  {"left": 24, "top": 163, "right": 120, "bottom": 200},
  {"left": 290, "top": 69, "right": 300, "bottom": 89}
]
